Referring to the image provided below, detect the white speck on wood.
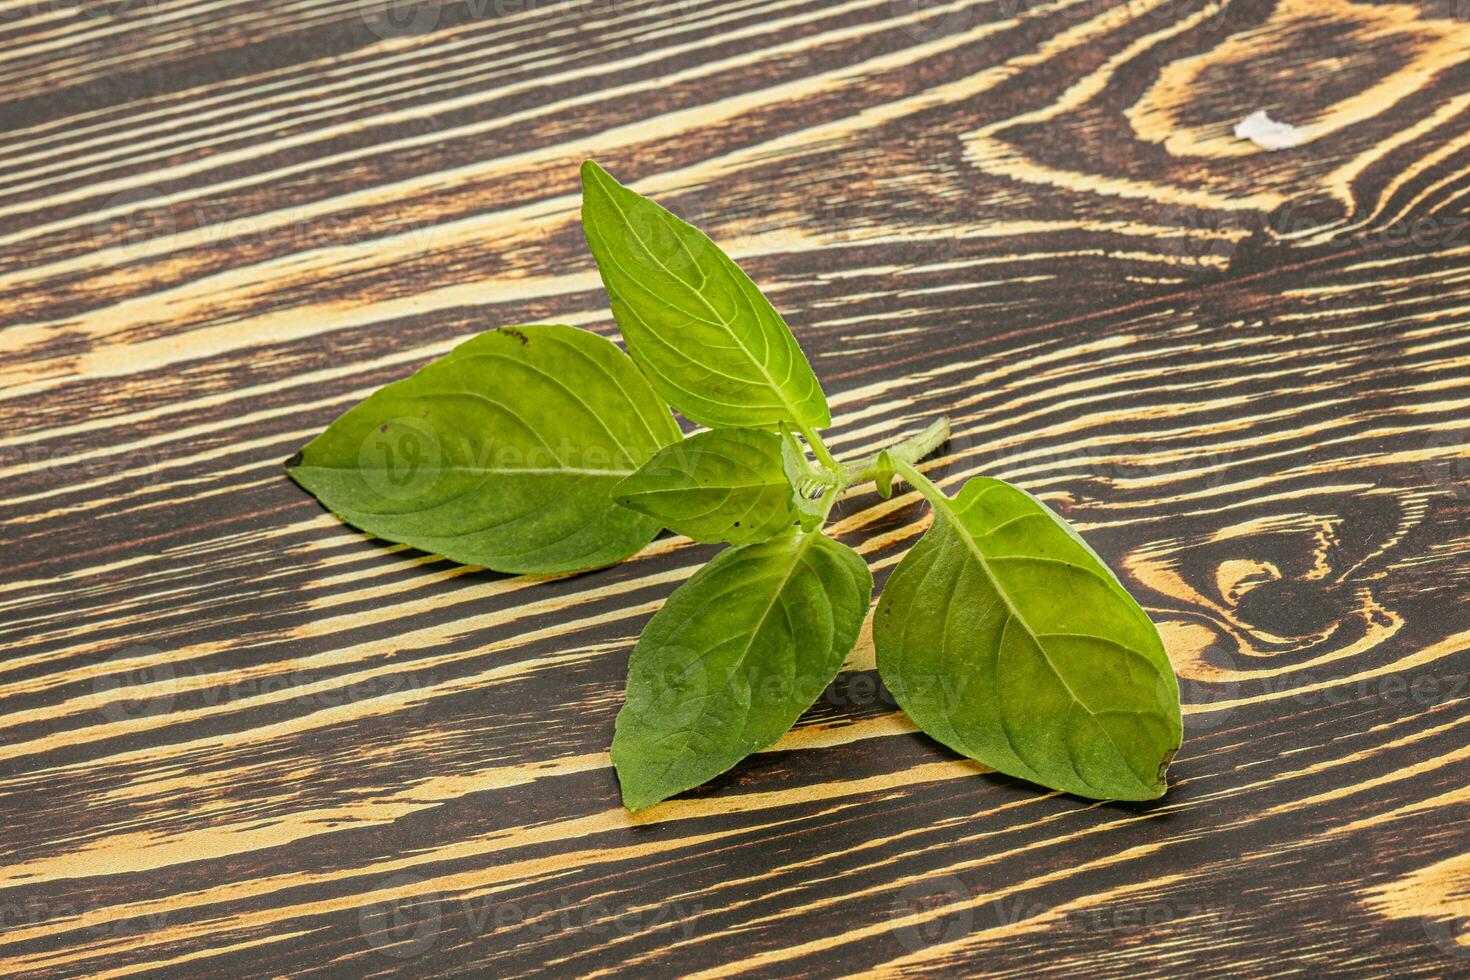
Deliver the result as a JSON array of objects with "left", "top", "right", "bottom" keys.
[{"left": 1234, "top": 110, "right": 1308, "bottom": 151}]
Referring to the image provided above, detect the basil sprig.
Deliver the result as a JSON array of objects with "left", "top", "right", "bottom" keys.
[{"left": 288, "top": 162, "right": 1183, "bottom": 809}]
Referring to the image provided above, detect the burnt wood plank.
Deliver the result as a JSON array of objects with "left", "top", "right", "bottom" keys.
[{"left": 1, "top": 0, "right": 1468, "bottom": 976}]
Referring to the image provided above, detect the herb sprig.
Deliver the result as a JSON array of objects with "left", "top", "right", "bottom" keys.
[{"left": 288, "top": 160, "right": 1183, "bottom": 809}]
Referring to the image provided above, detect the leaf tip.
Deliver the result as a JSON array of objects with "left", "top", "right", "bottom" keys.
[
  {"left": 615, "top": 772, "right": 664, "bottom": 813},
  {"left": 580, "top": 158, "right": 610, "bottom": 187},
  {"left": 608, "top": 472, "right": 639, "bottom": 505},
  {"left": 284, "top": 450, "right": 303, "bottom": 469}
]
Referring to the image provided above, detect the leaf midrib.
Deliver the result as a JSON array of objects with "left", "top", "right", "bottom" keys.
[
  {"left": 296, "top": 462, "right": 635, "bottom": 477},
  {"left": 625, "top": 479, "right": 784, "bottom": 494}
]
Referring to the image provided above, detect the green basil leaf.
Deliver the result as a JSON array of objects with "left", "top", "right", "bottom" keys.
[
  {"left": 613, "top": 529, "right": 872, "bottom": 810},
  {"left": 612, "top": 428, "right": 796, "bottom": 546},
  {"left": 779, "top": 424, "right": 833, "bottom": 532},
  {"left": 875, "top": 476, "right": 1182, "bottom": 801},
  {"left": 287, "top": 324, "right": 680, "bottom": 575},
  {"left": 580, "top": 160, "right": 830, "bottom": 432}
]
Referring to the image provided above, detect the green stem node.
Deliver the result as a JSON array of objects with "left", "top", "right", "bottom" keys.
[{"left": 840, "top": 417, "right": 951, "bottom": 486}]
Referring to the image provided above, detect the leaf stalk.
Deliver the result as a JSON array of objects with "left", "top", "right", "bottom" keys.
[
  {"left": 840, "top": 416, "right": 951, "bottom": 487},
  {"left": 798, "top": 420, "right": 841, "bottom": 472},
  {"left": 804, "top": 416, "right": 951, "bottom": 530},
  {"left": 883, "top": 454, "right": 952, "bottom": 513}
]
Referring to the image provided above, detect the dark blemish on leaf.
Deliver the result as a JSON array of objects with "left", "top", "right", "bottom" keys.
[
  {"left": 285, "top": 451, "right": 303, "bottom": 468},
  {"left": 379, "top": 423, "right": 389, "bottom": 433},
  {"left": 502, "top": 327, "right": 529, "bottom": 346}
]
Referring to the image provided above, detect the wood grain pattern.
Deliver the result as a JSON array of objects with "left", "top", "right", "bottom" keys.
[{"left": 2, "top": 0, "right": 1469, "bottom": 975}]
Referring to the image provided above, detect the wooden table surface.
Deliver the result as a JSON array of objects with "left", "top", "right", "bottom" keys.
[{"left": 4, "top": 0, "right": 1470, "bottom": 975}]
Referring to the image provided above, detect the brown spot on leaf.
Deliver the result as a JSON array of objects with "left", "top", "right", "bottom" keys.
[{"left": 1156, "top": 748, "right": 1177, "bottom": 785}]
